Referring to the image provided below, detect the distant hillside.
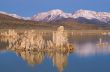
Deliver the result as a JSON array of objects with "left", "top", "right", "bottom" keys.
[{"left": 0, "top": 13, "right": 109, "bottom": 30}]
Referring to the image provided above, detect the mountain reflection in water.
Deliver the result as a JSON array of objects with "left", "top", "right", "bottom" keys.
[{"left": 0, "top": 29, "right": 110, "bottom": 72}]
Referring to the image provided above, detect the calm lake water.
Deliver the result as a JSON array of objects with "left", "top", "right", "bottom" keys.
[{"left": 0, "top": 29, "right": 110, "bottom": 72}]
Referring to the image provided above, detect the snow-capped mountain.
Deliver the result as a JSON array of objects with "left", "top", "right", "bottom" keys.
[
  {"left": 73, "top": 9, "right": 110, "bottom": 23},
  {"left": 31, "top": 9, "right": 110, "bottom": 24},
  {"left": 1, "top": 9, "right": 110, "bottom": 24},
  {"left": 31, "top": 9, "right": 73, "bottom": 21},
  {"left": 0, "top": 11, "right": 30, "bottom": 20}
]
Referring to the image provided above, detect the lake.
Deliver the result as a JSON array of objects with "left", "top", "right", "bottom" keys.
[{"left": 0, "top": 29, "right": 110, "bottom": 72}]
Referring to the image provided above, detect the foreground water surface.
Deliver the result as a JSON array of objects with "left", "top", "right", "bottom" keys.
[{"left": 0, "top": 29, "right": 110, "bottom": 72}]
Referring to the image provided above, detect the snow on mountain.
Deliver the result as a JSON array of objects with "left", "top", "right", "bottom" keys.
[
  {"left": 0, "top": 11, "right": 30, "bottom": 20},
  {"left": 73, "top": 9, "right": 97, "bottom": 19},
  {"left": 1, "top": 9, "right": 110, "bottom": 24},
  {"left": 73, "top": 9, "right": 110, "bottom": 23},
  {"left": 31, "top": 9, "right": 73, "bottom": 21},
  {"left": 31, "top": 9, "right": 110, "bottom": 23}
]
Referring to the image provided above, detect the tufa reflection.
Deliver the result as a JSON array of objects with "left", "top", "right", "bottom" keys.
[{"left": 0, "top": 26, "right": 74, "bottom": 72}]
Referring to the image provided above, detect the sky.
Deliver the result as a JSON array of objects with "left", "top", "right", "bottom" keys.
[{"left": 0, "top": 0, "right": 110, "bottom": 17}]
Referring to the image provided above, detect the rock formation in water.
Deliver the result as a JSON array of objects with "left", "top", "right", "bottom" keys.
[
  {"left": 53, "top": 26, "right": 68, "bottom": 47},
  {"left": 0, "top": 29, "right": 74, "bottom": 53},
  {"left": 0, "top": 29, "right": 74, "bottom": 72}
]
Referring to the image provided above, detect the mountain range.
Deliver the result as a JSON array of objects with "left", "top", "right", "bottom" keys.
[
  {"left": 1, "top": 9, "right": 110, "bottom": 25},
  {"left": 0, "top": 9, "right": 110, "bottom": 29}
]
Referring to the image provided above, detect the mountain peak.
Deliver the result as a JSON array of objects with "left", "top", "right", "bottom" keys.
[
  {"left": 73, "top": 9, "right": 97, "bottom": 19},
  {"left": 32, "top": 9, "right": 65, "bottom": 21},
  {"left": 73, "top": 9, "right": 110, "bottom": 23},
  {"left": 48, "top": 9, "right": 64, "bottom": 15}
]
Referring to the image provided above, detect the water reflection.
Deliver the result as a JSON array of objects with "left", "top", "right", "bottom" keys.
[
  {"left": 0, "top": 28, "right": 110, "bottom": 72},
  {"left": 0, "top": 26, "right": 74, "bottom": 72},
  {"left": 75, "top": 36, "right": 110, "bottom": 57},
  {"left": 15, "top": 50, "right": 45, "bottom": 66},
  {"left": 96, "top": 37, "right": 108, "bottom": 48},
  {"left": 13, "top": 49, "right": 69, "bottom": 72}
]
